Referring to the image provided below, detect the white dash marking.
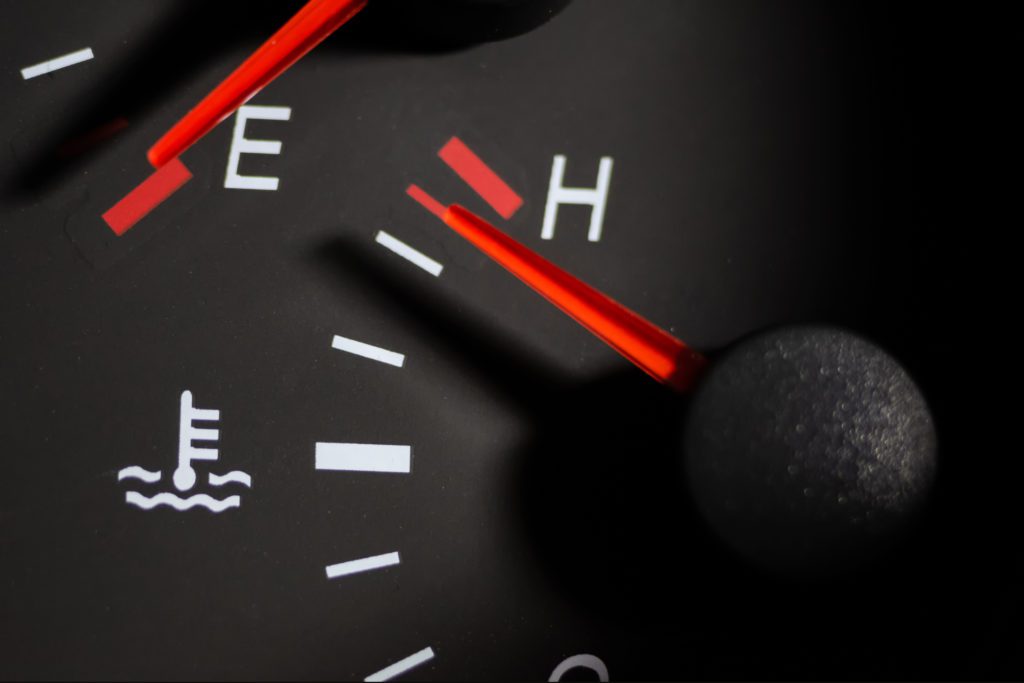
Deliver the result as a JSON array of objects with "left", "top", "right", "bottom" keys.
[
  {"left": 21, "top": 47, "right": 95, "bottom": 80},
  {"left": 375, "top": 230, "right": 443, "bottom": 276},
  {"left": 325, "top": 551, "right": 400, "bottom": 580},
  {"left": 332, "top": 335, "right": 405, "bottom": 368},
  {"left": 365, "top": 647, "right": 435, "bottom": 682},
  {"left": 315, "top": 443, "right": 411, "bottom": 474}
]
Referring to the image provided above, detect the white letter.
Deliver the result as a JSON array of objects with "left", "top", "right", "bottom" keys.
[
  {"left": 541, "top": 155, "right": 614, "bottom": 242},
  {"left": 224, "top": 105, "right": 292, "bottom": 191}
]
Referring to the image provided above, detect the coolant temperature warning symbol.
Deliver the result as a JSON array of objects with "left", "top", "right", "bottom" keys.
[{"left": 117, "top": 390, "right": 252, "bottom": 512}]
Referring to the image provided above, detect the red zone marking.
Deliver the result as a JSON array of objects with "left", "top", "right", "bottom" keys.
[
  {"left": 102, "top": 158, "right": 192, "bottom": 236},
  {"left": 438, "top": 137, "right": 522, "bottom": 219},
  {"left": 406, "top": 184, "right": 447, "bottom": 220}
]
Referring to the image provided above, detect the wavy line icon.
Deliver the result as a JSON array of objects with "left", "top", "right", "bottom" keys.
[
  {"left": 118, "top": 390, "right": 251, "bottom": 512},
  {"left": 208, "top": 471, "right": 252, "bottom": 488},
  {"left": 117, "top": 466, "right": 162, "bottom": 484},
  {"left": 125, "top": 491, "right": 240, "bottom": 513}
]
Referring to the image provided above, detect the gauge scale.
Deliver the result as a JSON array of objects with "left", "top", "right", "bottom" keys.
[{"left": 0, "top": 1, "right": 1016, "bottom": 680}]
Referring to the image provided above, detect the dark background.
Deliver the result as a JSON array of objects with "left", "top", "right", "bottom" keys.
[{"left": 0, "top": 1, "right": 1017, "bottom": 679}]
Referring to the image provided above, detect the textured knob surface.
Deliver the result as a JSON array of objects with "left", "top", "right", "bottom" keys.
[{"left": 684, "top": 326, "right": 937, "bottom": 576}]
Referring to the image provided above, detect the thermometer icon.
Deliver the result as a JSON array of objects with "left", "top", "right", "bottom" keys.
[
  {"left": 173, "top": 390, "right": 221, "bottom": 491},
  {"left": 117, "top": 389, "right": 249, "bottom": 512}
]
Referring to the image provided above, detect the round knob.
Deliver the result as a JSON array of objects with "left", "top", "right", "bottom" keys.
[{"left": 684, "top": 326, "right": 937, "bottom": 576}]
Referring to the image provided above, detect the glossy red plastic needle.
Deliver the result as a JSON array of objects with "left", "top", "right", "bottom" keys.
[
  {"left": 147, "top": 0, "right": 368, "bottom": 168},
  {"left": 443, "top": 205, "right": 707, "bottom": 392}
]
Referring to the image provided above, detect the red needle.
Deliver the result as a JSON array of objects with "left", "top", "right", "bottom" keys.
[
  {"left": 147, "top": 0, "right": 368, "bottom": 168},
  {"left": 443, "top": 205, "right": 707, "bottom": 392}
]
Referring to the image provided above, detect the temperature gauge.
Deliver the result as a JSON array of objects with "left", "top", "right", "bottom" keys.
[{"left": 0, "top": 1, "right": 1015, "bottom": 680}]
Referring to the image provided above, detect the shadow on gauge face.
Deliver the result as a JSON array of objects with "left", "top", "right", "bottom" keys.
[
  {"left": 510, "top": 367, "right": 715, "bottom": 612},
  {"left": 7, "top": 2, "right": 290, "bottom": 199},
  {"left": 306, "top": 231, "right": 946, "bottom": 677},
  {"left": 509, "top": 363, "right": 950, "bottom": 678}
]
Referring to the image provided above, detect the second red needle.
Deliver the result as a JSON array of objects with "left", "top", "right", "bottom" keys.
[
  {"left": 147, "top": 0, "right": 368, "bottom": 168},
  {"left": 442, "top": 205, "right": 707, "bottom": 392}
]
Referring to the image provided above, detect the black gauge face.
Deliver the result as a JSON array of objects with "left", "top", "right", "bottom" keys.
[{"left": 0, "top": 1, "right": 1015, "bottom": 680}]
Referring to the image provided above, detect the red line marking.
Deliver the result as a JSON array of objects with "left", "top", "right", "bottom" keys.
[
  {"left": 102, "top": 158, "right": 192, "bottom": 236},
  {"left": 406, "top": 184, "right": 447, "bottom": 220},
  {"left": 438, "top": 137, "right": 523, "bottom": 220}
]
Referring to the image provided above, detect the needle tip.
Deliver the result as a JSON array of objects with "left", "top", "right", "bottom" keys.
[
  {"left": 146, "top": 146, "right": 163, "bottom": 169},
  {"left": 441, "top": 204, "right": 460, "bottom": 226}
]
